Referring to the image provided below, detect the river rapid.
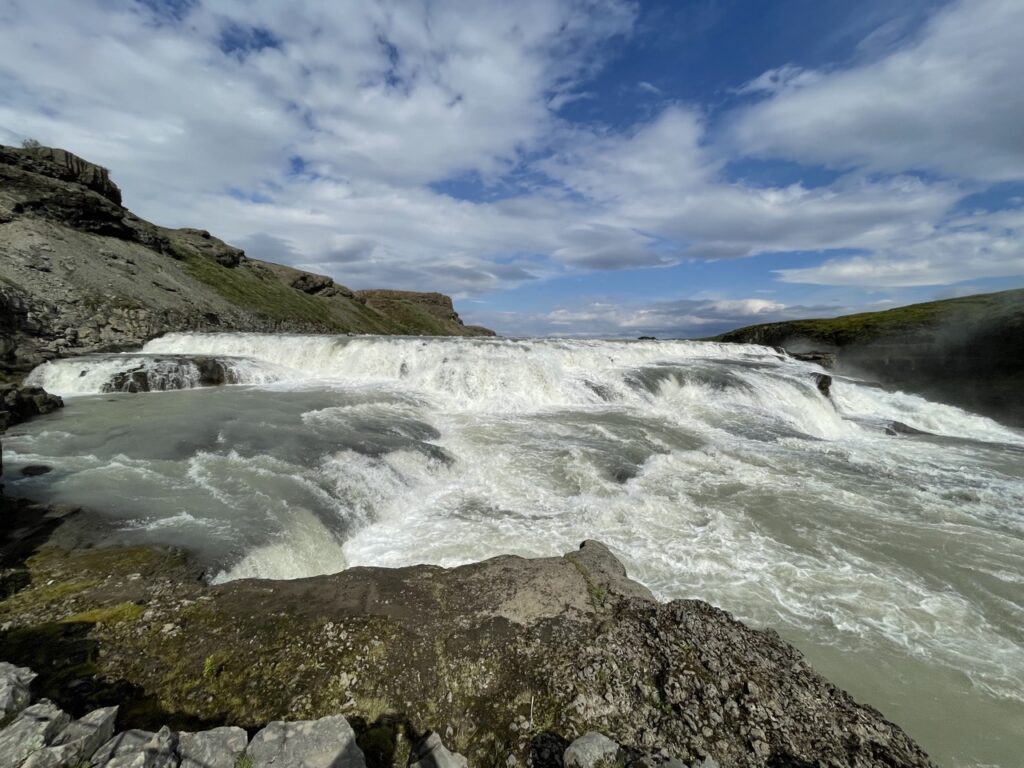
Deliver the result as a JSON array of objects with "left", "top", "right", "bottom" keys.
[{"left": 6, "top": 333, "right": 1024, "bottom": 767}]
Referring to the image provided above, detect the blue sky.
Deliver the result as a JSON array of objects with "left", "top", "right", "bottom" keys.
[{"left": 2, "top": 0, "right": 1023, "bottom": 336}]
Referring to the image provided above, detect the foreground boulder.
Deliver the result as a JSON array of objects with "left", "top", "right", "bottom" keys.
[{"left": 0, "top": 522, "right": 936, "bottom": 768}]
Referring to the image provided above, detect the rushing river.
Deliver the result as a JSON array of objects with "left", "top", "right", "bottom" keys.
[{"left": 6, "top": 334, "right": 1024, "bottom": 767}]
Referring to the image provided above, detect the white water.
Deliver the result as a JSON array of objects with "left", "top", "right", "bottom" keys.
[
  {"left": 25, "top": 352, "right": 285, "bottom": 394},
  {"left": 5, "top": 333, "right": 1024, "bottom": 767}
]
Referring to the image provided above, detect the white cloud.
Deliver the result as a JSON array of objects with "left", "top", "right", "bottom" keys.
[
  {"left": 476, "top": 297, "right": 842, "bottom": 338},
  {"left": 730, "top": 0, "right": 1024, "bottom": 181},
  {"left": 0, "top": 0, "right": 1022, "bottom": 330},
  {"left": 777, "top": 209, "right": 1024, "bottom": 287},
  {"left": 540, "top": 106, "right": 961, "bottom": 267}
]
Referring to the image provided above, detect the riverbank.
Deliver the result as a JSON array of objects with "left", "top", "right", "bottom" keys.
[
  {"left": 715, "top": 289, "right": 1024, "bottom": 427},
  {"left": 0, "top": 494, "right": 935, "bottom": 768}
]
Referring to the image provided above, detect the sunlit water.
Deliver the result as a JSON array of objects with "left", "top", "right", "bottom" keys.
[{"left": 8, "top": 333, "right": 1024, "bottom": 767}]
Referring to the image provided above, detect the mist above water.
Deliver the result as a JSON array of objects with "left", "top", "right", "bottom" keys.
[{"left": 8, "top": 333, "right": 1024, "bottom": 767}]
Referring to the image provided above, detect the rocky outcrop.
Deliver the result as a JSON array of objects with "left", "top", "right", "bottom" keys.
[
  {"left": 790, "top": 352, "right": 836, "bottom": 369},
  {"left": 246, "top": 716, "right": 365, "bottom": 768},
  {"left": 356, "top": 290, "right": 496, "bottom": 337},
  {"left": 0, "top": 385, "right": 63, "bottom": 491},
  {"left": 102, "top": 356, "right": 244, "bottom": 393},
  {"left": 1, "top": 146, "right": 122, "bottom": 205},
  {"left": 0, "top": 385, "right": 62, "bottom": 433},
  {"left": 812, "top": 373, "right": 832, "bottom": 398},
  {"left": 0, "top": 519, "right": 935, "bottom": 768},
  {"left": 0, "top": 700, "right": 70, "bottom": 768},
  {"left": 0, "top": 143, "right": 493, "bottom": 377}
]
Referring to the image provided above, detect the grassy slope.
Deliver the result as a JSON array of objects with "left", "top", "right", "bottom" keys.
[
  {"left": 715, "top": 288, "right": 1024, "bottom": 347},
  {"left": 181, "top": 254, "right": 424, "bottom": 334}
]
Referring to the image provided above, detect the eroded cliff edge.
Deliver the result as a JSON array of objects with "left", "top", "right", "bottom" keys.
[
  {"left": 0, "top": 144, "right": 493, "bottom": 379},
  {"left": 715, "top": 289, "right": 1024, "bottom": 427},
  {"left": 0, "top": 506, "right": 935, "bottom": 768}
]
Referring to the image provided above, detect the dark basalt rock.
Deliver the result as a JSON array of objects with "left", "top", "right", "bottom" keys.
[
  {"left": 291, "top": 273, "right": 336, "bottom": 295},
  {"left": 0, "top": 384, "right": 64, "bottom": 493},
  {"left": 0, "top": 385, "right": 63, "bottom": 432},
  {"left": 885, "top": 421, "right": 931, "bottom": 437},
  {"left": 103, "top": 357, "right": 241, "bottom": 393},
  {"left": 791, "top": 352, "right": 836, "bottom": 369},
  {"left": 813, "top": 373, "right": 832, "bottom": 398}
]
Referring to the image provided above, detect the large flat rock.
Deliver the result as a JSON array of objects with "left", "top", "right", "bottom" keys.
[{"left": 0, "top": 532, "right": 935, "bottom": 768}]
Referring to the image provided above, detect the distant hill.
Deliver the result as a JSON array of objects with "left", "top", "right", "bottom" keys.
[
  {"left": 0, "top": 144, "right": 492, "bottom": 379},
  {"left": 716, "top": 289, "right": 1024, "bottom": 426}
]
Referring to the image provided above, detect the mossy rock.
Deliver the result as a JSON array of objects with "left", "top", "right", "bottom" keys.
[{"left": 0, "top": 527, "right": 935, "bottom": 768}]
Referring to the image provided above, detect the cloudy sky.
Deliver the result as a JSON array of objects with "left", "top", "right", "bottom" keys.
[{"left": 2, "top": 0, "right": 1022, "bottom": 336}]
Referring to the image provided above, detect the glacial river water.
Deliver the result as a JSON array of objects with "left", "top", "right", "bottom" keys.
[{"left": 6, "top": 334, "right": 1024, "bottom": 767}]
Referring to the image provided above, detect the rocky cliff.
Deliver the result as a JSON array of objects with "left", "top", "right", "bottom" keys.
[
  {"left": 0, "top": 144, "right": 493, "bottom": 379},
  {"left": 715, "top": 289, "right": 1024, "bottom": 426},
  {"left": 0, "top": 506, "right": 935, "bottom": 768}
]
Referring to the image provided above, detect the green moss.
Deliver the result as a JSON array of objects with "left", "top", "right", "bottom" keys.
[
  {"left": 59, "top": 544, "right": 171, "bottom": 574},
  {"left": 360, "top": 297, "right": 454, "bottom": 335},
  {"left": 182, "top": 254, "right": 344, "bottom": 326},
  {"left": 0, "top": 577, "right": 100, "bottom": 617},
  {"left": 61, "top": 602, "right": 143, "bottom": 625}
]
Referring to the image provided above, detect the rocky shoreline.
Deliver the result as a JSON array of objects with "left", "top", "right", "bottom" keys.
[
  {"left": 0, "top": 662, "right": 722, "bottom": 768},
  {"left": 0, "top": 492, "right": 936, "bottom": 768}
]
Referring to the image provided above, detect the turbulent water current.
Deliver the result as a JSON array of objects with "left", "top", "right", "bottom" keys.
[{"left": 8, "top": 333, "right": 1024, "bottom": 767}]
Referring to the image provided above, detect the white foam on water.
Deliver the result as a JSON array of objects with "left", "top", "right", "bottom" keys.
[
  {"left": 209, "top": 506, "right": 350, "bottom": 582},
  {"left": 11, "top": 332, "right": 1024, "bottom": 766},
  {"left": 25, "top": 353, "right": 286, "bottom": 396}
]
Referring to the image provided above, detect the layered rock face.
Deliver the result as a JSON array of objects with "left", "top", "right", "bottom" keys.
[
  {"left": 0, "top": 143, "right": 492, "bottom": 377},
  {"left": 0, "top": 520, "right": 935, "bottom": 768}
]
